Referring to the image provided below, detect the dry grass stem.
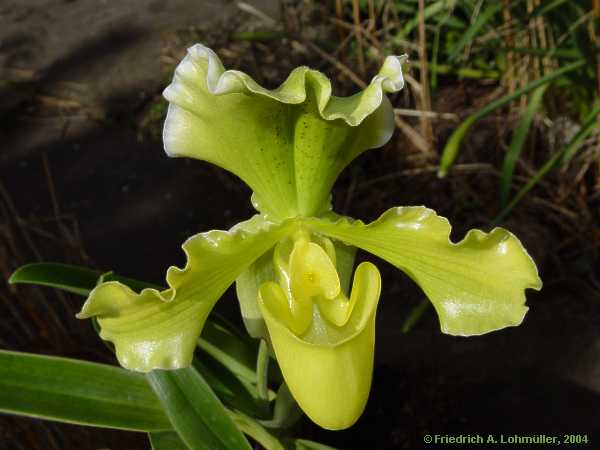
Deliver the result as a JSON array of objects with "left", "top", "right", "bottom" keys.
[
  {"left": 417, "top": 0, "right": 433, "bottom": 152},
  {"left": 394, "top": 114, "right": 430, "bottom": 154},
  {"left": 352, "top": 0, "right": 366, "bottom": 78}
]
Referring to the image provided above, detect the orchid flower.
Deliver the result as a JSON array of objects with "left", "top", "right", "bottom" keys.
[{"left": 78, "top": 44, "right": 542, "bottom": 430}]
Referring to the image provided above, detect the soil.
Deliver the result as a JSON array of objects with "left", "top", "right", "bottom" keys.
[{"left": 1, "top": 1, "right": 599, "bottom": 449}]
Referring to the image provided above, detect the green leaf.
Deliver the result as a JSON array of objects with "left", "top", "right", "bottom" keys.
[
  {"left": 446, "top": 2, "right": 502, "bottom": 62},
  {"left": 397, "top": 0, "right": 455, "bottom": 38},
  {"left": 307, "top": 207, "right": 542, "bottom": 336},
  {"left": 0, "top": 350, "right": 170, "bottom": 432},
  {"left": 147, "top": 367, "right": 252, "bottom": 450},
  {"left": 149, "top": 432, "right": 190, "bottom": 450},
  {"left": 500, "top": 84, "right": 548, "bottom": 206},
  {"left": 8, "top": 263, "right": 100, "bottom": 295},
  {"left": 438, "top": 59, "right": 585, "bottom": 177},
  {"left": 163, "top": 44, "right": 406, "bottom": 219},
  {"left": 8, "top": 262, "right": 162, "bottom": 296},
  {"left": 77, "top": 218, "right": 291, "bottom": 372}
]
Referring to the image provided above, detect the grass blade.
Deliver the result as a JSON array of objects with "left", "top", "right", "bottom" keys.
[
  {"left": 438, "top": 59, "right": 585, "bottom": 177},
  {"left": 446, "top": 2, "right": 503, "bottom": 62},
  {"left": 0, "top": 350, "right": 170, "bottom": 432},
  {"left": 500, "top": 84, "right": 549, "bottom": 206},
  {"left": 398, "top": 0, "right": 453, "bottom": 38},
  {"left": 531, "top": 0, "right": 569, "bottom": 17},
  {"left": 493, "top": 102, "right": 600, "bottom": 224}
]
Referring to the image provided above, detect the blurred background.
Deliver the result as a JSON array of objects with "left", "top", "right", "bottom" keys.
[{"left": 1, "top": 0, "right": 599, "bottom": 448}]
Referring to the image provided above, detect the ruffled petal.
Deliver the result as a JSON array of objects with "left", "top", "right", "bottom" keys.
[
  {"left": 77, "top": 217, "right": 291, "bottom": 372},
  {"left": 163, "top": 43, "right": 406, "bottom": 219},
  {"left": 306, "top": 207, "right": 542, "bottom": 335}
]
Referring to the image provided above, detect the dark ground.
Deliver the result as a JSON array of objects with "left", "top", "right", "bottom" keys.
[{"left": 1, "top": 1, "right": 600, "bottom": 449}]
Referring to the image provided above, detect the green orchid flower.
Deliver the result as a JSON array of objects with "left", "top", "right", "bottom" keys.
[{"left": 78, "top": 44, "right": 542, "bottom": 430}]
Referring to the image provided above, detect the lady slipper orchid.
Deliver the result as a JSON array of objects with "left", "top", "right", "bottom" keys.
[{"left": 78, "top": 44, "right": 542, "bottom": 430}]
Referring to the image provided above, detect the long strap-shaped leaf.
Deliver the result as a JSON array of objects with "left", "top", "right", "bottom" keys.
[
  {"left": 9, "top": 262, "right": 162, "bottom": 295},
  {"left": 147, "top": 367, "right": 253, "bottom": 450},
  {"left": 499, "top": 84, "right": 548, "bottom": 206},
  {"left": 0, "top": 351, "right": 335, "bottom": 450},
  {"left": 0, "top": 350, "right": 170, "bottom": 432},
  {"left": 446, "top": 2, "right": 503, "bottom": 62}
]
